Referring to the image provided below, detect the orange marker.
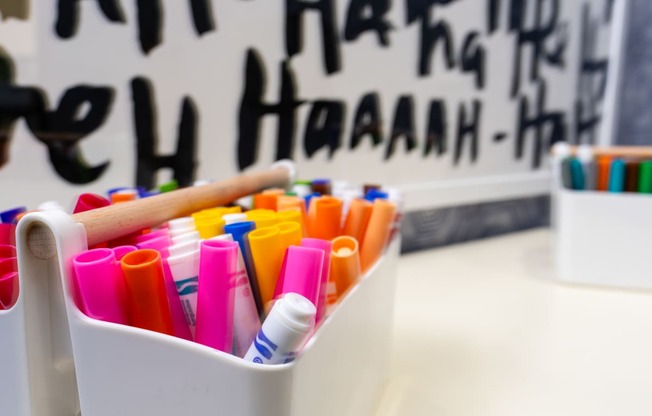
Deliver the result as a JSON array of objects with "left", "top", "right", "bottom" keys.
[
  {"left": 307, "top": 196, "right": 343, "bottom": 240},
  {"left": 330, "top": 236, "right": 361, "bottom": 298},
  {"left": 342, "top": 198, "right": 372, "bottom": 244},
  {"left": 120, "top": 249, "right": 174, "bottom": 335},
  {"left": 597, "top": 156, "right": 612, "bottom": 191},
  {"left": 253, "top": 193, "right": 278, "bottom": 210},
  {"left": 262, "top": 188, "right": 286, "bottom": 196},
  {"left": 247, "top": 226, "right": 285, "bottom": 309},
  {"left": 111, "top": 190, "right": 138, "bottom": 204},
  {"left": 360, "top": 199, "right": 396, "bottom": 273}
]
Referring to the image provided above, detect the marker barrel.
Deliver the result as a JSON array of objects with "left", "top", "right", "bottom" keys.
[
  {"left": 196, "top": 240, "right": 238, "bottom": 353},
  {"left": 330, "top": 236, "right": 361, "bottom": 298},
  {"left": 0, "top": 258, "right": 18, "bottom": 309},
  {"left": 244, "top": 293, "right": 316, "bottom": 365},
  {"left": 300, "top": 238, "right": 332, "bottom": 323},
  {"left": 307, "top": 196, "right": 342, "bottom": 240},
  {"left": 276, "top": 246, "right": 323, "bottom": 307},
  {"left": 360, "top": 199, "right": 397, "bottom": 273},
  {"left": 248, "top": 226, "right": 285, "bottom": 310},
  {"left": 166, "top": 249, "right": 201, "bottom": 337},
  {"left": 342, "top": 198, "right": 372, "bottom": 245}
]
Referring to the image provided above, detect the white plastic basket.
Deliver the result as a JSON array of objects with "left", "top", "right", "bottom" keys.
[{"left": 5, "top": 208, "right": 399, "bottom": 415}]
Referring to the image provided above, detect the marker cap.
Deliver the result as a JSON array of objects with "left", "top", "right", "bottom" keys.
[
  {"left": 248, "top": 226, "right": 284, "bottom": 309},
  {"left": 134, "top": 229, "right": 170, "bottom": 244},
  {"left": 277, "top": 246, "right": 323, "bottom": 307},
  {"left": 300, "top": 238, "right": 332, "bottom": 323},
  {"left": 276, "top": 221, "right": 303, "bottom": 249},
  {"left": 73, "top": 193, "right": 111, "bottom": 214},
  {"left": 330, "top": 236, "right": 361, "bottom": 298},
  {"left": 167, "top": 239, "right": 200, "bottom": 258},
  {"left": 195, "top": 218, "right": 225, "bottom": 239},
  {"left": 121, "top": 249, "right": 174, "bottom": 335},
  {"left": 168, "top": 217, "right": 196, "bottom": 232},
  {"left": 0, "top": 257, "right": 18, "bottom": 309},
  {"left": 246, "top": 210, "right": 278, "bottom": 229},
  {"left": 253, "top": 193, "right": 278, "bottom": 211},
  {"left": 196, "top": 240, "right": 238, "bottom": 352},
  {"left": 113, "top": 245, "right": 137, "bottom": 261},
  {"left": 223, "top": 213, "right": 247, "bottom": 225},
  {"left": 136, "top": 236, "right": 172, "bottom": 258},
  {"left": 307, "top": 196, "right": 343, "bottom": 240},
  {"left": 171, "top": 230, "right": 201, "bottom": 246},
  {"left": 72, "top": 249, "right": 128, "bottom": 325},
  {"left": 360, "top": 199, "right": 396, "bottom": 273},
  {"left": 0, "top": 224, "right": 15, "bottom": 246}
]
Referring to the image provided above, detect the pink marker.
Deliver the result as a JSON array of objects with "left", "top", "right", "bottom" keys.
[
  {"left": 136, "top": 235, "right": 172, "bottom": 258},
  {"left": 72, "top": 249, "right": 128, "bottom": 325},
  {"left": 0, "top": 223, "right": 15, "bottom": 245},
  {"left": 276, "top": 246, "right": 323, "bottom": 308},
  {"left": 195, "top": 240, "right": 237, "bottom": 353},
  {"left": 113, "top": 245, "right": 137, "bottom": 261},
  {"left": 134, "top": 229, "right": 170, "bottom": 244},
  {"left": 0, "top": 272, "right": 18, "bottom": 310},
  {"left": 73, "top": 193, "right": 111, "bottom": 214},
  {"left": 301, "top": 238, "right": 332, "bottom": 323}
]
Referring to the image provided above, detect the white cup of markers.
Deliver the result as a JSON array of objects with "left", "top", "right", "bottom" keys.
[{"left": 67, "top": 179, "right": 400, "bottom": 364}]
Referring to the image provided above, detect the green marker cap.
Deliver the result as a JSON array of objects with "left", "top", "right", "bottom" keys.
[
  {"left": 159, "top": 179, "right": 179, "bottom": 193},
  {"left": 638, "top": 161, "right": 652, "bottom": 193}
]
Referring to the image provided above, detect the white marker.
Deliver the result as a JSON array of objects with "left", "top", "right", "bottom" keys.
[
  {"left": 244, "top": 293, "right": 315, "bottom": 365},
  {"left": 166, "top": 249, "right": 200, "bottom": 337}
]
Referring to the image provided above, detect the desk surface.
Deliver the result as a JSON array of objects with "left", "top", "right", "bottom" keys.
[{"left": 376, "top": 228, "right": 652, "bottom": 416}]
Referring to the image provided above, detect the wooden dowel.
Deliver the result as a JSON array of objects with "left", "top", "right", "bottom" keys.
[
  {"left": 32, "top": 166, "right": 292, "bottom": 251},
  {"left": 567, "top": 146, "right": 652, "bottom": 158}
]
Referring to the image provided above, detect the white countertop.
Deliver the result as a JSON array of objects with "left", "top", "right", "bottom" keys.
[{"left": 376, "top": 228, "right": 652, "bottom": 416}]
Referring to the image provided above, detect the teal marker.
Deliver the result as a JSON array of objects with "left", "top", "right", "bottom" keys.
[
  {"left": 608, "top": 159, "right": 626, "bottom": 193},
  {"left": 569, "top": 158, "right": 585, "bottom": 190}
]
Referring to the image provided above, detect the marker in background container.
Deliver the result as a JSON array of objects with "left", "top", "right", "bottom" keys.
[
  {"left": 343, "top": 199, "right": 372, "bottom": 245},
  {"left": 0, "top": 207, "right": 26, "bottom": 224},
  {"left": 608, "top": 159, "right": 626, "bottom": 193},
  {"left": 121, "top": 249, "right": 174, "bottom": 335},
  {"left": 195, "top": 240, "right": 237, "bottom": 353},
  {"left": 307, "top": 196, "right": 342, "bottom": 240},
  {"left": 166, "top": 249, "right": 200, "bottom": 337},
  {"left": 569, "top": 158, "right": 585, "bottom": 190},
  {"left": 576, "top": 145, "right": 596, "bottom": 191},
  {"left": 72, "top": 249, "right": 128, "bottom": 325},
  {"left": 638, "top": 161, "right": 652, "bottom": 193},
  {"left": 625, "top": 160, "right": 641, "bottom": 192},
  {"left": 330, "top": 236, "right": 361, "bottom": 298},
  {"left": 244, "top": 293, "right": 316, "bottom": 365},
  {"left": 560, "top": 158, "right": 572, "bottom": 189},
  {"left": 301, "top": 238, "right": 331, "bottom": 323},
  {"left": 311, "top": 179, "right": 331, "bottom": 195},
  {"left": 596, "top": 156, "right": 612, "bottom": 191}
]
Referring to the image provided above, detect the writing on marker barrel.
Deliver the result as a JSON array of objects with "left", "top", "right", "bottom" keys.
[
  {"left": 166, "top": 249, "right": 200, "bottom": 337},
  {"left": 244, "top": 293, "right": 316, "bottom": 365}
]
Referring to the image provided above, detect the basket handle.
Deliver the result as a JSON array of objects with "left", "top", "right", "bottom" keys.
[{"left": 28, "top": 163, "right": 294, "bottom": 258}]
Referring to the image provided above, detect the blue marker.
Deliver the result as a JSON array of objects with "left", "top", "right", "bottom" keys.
[
  {"left": 569, "top": 158, "right": 585, "bottom": 190},
  {"left": 608, "top": 159, "right": 626, "bottom": 193},
  {"left": 364, "top": 190, "right": 389, "bottom": 201},
  {"left": 225, "top": 221, "right": 262, "bottom": 313},
  {"left": 304, "top": 192, "right": 320, "bottom": 209},
  {"left": 0, "top": 207, "right": 26, "bottom": 224}
]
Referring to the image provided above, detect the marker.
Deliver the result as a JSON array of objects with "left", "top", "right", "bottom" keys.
[
  {"left": 171, "top": 230, "right": 201, "bottom": 246},
  {"left": 244, "top": 293, "right": 316, "bottom": 365},
  {"left": 223, "top": 213, "right": 247, "bottom": 225},
  {"left": 276, "top": 210, "right": 303, "bottom": 232},
  {"left": 136, "top": 236, "right": 172, "bottom": 258},
  {"left": 330, "top": 236, "right": 361, "bottom": 298},
  {"left": 111, "top": 189, "right": 138, "bottom": 204},
  {"left": 342, "top": 198, "right": 372, "bottom": 244},
  {"left": 159, "top": 179, "right": 178, "bottom": 193},
  {"left": 253, "top": 193, "right": 278, "bottom": 211},
  {"left": 364, "top": 190, "right": 389, "bottom": 201},
  {"left": 0, "top": 224, "right": 14, "bottom": 245},
  {"left": 307, "top": 196, "right": 342, "bottom": 240},
  {"left": 224, "top": 206, "right": 243, "bottom": 214},
  {"left": 134, "top": 229, "right": 170, "bottom": 244},
  {"left": 304, "top": 192, "right": 320, "bottom": 210},
  {"left": 291, "top": 181, "right": 313, "bottom": 198},
  {"left": 167, "top": 239, "right": 200, "bottom": 258},
  {"left": 72, "top": 249, "right": 128, "bottom": 325},
  {"left": 112, "top": 245, "right": 137, "bottom": 261},
  {"left": 0, "top": 244, "right": 16, "bottom": 259},
  {"left": 608, "top": 159, "right": 626, "bottom": 193},
  {"left": 209, "top": 234, "right": 261, "bottom": 357},
  {"left": 161, "top": 261, "right": 193, "bottom": 341},
  {"left": 246, "top": 210, "right": 278, "bottom": 229},
  {"left": 638, "top": 161, "right": 652, "bottom": 193},
  {"left": 195, "top": 240, "right": 238, "bottom": 352},
  {"left": 576, "top": 145, "right": 596, "bottom": 191},
  {"left": 121, "top": 249, "right": 174, "bottom": 335},
  {"left": 625, "top": 160, "right": 641, "bottom": 192},
  {"left": 276, "top": 221, "right": 302, "bottom": 249},
  {"left": 277, "top": 195, "right": 307, "bottom": 220},
  {"left": 300, "top": 238, "right": 332, "bottom": 323},
  {"left": 569, "top": 158, "right": 585, "bottom": 190},
  {"left": 224, "top": 221, "right": 262, "bottom": 313},
  {"left": 195, "top": 218, "right": 225, "bottom": 239},
  {"left": 73, "top": 193, "right": 111, "bottom": 214},
  {"left": 168, "top": 217, "right": 196, "bottom": 237},
  {"left": 596, "top": 156, "right": 612, "bottom": 191},
  {"left": 166, "top": 249, "right": 200, "bottom": 337},
  {"left": 0, "top": 207, "right": 26, "bottom": 224},
  {"left": 0, "top": 258, "right": 18, "bottom": 310},
  {"left": 311, "top": 178, "right": 332, "bottom": 195},
  {"left": 560, "top": 158, "right": 572, "bottom": 189},
  {"left": 248, "top": 226, "right": 285, "bottom": 311},
  {"left": 360, "top": 199, "right": 396, "bottom": 273},
  {"left": 275, "top": 246, "right": 323, "bottom": 309},
  {"left": 363, "top": 183, "right": 382, "bottom": 194}
]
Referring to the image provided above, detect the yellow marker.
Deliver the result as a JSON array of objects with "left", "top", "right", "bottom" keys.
[
  {"left": 276, "top": 221, "right": 302, "bottom": 249},
  {"left": 195, "top": 218, "right": 225, "bottom": 239},
  {"left": 247, "top": 226, "right": 284, "bottom": 308},
  {"left": 276, "top": 209, "right": 302, "bottom": 226},
  {"left": 224, "top": 206, "right": 242, "bottom": 214},
  {"left": 246, "top": 209, "right": 278, "bottom": 229}
]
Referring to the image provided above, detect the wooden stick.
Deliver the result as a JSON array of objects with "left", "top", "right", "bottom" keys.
[
  {"left": 37, "top": 166, "right": 292, "bottom": 250},
  {"left": 568, "top": 146, "right": 652, "bottom": 158}
]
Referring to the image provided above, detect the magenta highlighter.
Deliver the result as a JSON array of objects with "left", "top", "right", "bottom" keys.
[
  {"left": 113, "top": 245, "right": 137, "bottom": 261},
  {"left": 136, "top": 235, "right": 172, "bottom": 258},
  {"left": 134, "top": 229, "right": 170, "bottom": 244},
  {"left": 195, "top": 240, "right": 238, "bottom": 353},
  {"left": 72, "top": 248, "right": 128, "bottom": 325},
  {"left": 277, "top": 246, "right": 323, "bottom": 308},
  {"left": 301, "top": 238, "right": 332, "bottom": 323}
]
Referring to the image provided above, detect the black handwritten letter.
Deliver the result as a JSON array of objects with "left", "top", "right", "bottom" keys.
[
  {"left": 237, "top": 49, "right": 303, "bottom": 170},
  {"left": 131, "top": 77, "right": 198, "bottom": 189},
  {"left": 350, "top": 92, "right": 383, "bottom": 150},
  {"left": 56, "top": 0, "right": 125, "bottom": 38},
  {"left": 344, "top": 0, "right": 393, "bottom": 46},
  {"left": 286, "top": 0, "right": 341, "bottom": 74},
  {"left": 26, "top": 86, "right": 114, "bottom": 184},
  {"left": 454, "top": 100, "right": 481, "bottom": 164},
  {"left": 461, "top": 32, "right": 485, "bottom": 89},
  {"left": 385, "top": 95, "right": 417, "bottom": 160},
  {"left": 304, "top": 100, "right": 345, "bottom": 158},
  {"left": 516, "top": 81, "right": 565, "bottom": 168},
  {"left": 424, "top": 99, "right": 447, "bottom": 157}
]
